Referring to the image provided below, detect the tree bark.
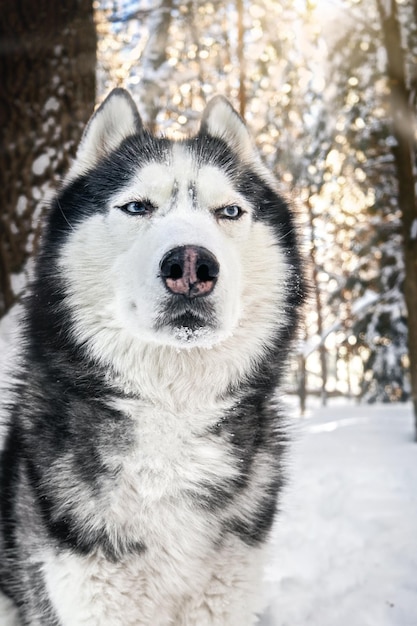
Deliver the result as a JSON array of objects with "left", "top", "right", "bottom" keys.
[
  {"left": 138, "top": 0, "right": 173, "bottom": 132},
  {"left": 376, "top": 0, "right": 417, "bottom": 435},
  {"left": 236, "top": 0, "right": 246, "bottom": 120},
  {"left": 307, "top": 198, "right": 328, "bottom": 406},
  {"left": 0, "top": 0, "right": 96, "bottom": 317}
]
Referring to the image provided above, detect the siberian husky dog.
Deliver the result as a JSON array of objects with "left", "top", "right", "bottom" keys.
[{"left": 0, "top": 89, "right": 304, "bottom": 625}]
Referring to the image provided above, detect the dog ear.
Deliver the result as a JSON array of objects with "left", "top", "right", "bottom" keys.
[
  {"left": 200, "top": 96, "right": 255, "bottom": 162},
  {"left": 66, "top": 88, "right": 143, "bottom": 181},
  {"left": 200, "top": 96, "right": 278, "bottom": 189}
]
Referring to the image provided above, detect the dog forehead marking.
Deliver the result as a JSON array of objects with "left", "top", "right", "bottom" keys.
[{"left": 122, "top": 144, "right": 241, "bottom": 211}]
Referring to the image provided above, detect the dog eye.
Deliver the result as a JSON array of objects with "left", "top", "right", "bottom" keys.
[
  {"left": 216, "top": 205, "right": 243, "bottom": 220},
  {"left": 118, "top": 201, "right": 154, "bottom": 216}
]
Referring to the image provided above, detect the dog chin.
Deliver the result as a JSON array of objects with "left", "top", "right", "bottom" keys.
[
  {"left": 154, "top": 318, "right": 229, "bottom": 349},
  {"left": 172, "top": 324, "right": 214, "bottom": 346}
]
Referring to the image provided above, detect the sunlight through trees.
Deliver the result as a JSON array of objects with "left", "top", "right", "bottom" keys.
[{"left": 1, "top": 0, "right": 416, "bottom": 422}]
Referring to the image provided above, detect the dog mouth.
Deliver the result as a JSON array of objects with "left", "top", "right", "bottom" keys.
[
  {"left": 154, "top": 298, "right": 217, "bottom": 341},
  {"left": 170, "top": 312, "right": 208, "bottom": 331}
]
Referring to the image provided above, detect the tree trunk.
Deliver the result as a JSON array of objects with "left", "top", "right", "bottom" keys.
[
  {"left": 298, "top": 348, "right": 307, "bottom": 416},
  {"left": 236, "top": 0, "right": 246, "bottom": 119},
  {"left": 376, "top": 0, "right": 417, "bottom": 435},
  {"left": 0, "top": 0, "right": 96, "bottom": 317},
  {"left": 307, "top": 198, "right": 328, "bottom": 406},
  {"left": 138, "top": 0, "right": 173, "bottom": 132}
]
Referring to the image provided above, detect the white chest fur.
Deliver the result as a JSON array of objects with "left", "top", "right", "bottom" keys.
[
  {"left": 104, "top": 396, "right": 238, "bottom": 530},
  {"left": 42, "top": 535, "right": 266, "bottom": 626},
  {"left": 41, "top": 399, "right": 264, "bottom": 626}
]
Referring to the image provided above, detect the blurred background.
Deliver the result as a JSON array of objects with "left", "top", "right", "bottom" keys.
[{"left": 1, "top": 0, "right": 416, "bottom": 422}]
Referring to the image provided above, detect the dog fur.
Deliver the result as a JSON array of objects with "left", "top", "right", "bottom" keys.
[{"left": 0, "top": 89, "right": 304, "bottom": 625}]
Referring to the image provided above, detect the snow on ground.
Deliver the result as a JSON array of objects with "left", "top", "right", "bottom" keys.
[
  {"left": 262, "top": 401, "right": 417, "bottom": 626},
  {"left": 1, "top": 314, "right": 416, "bottom": 625}
]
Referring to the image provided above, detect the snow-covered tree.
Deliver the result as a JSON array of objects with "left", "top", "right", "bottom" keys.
[
  {"left": 3, "top": 0, "right": 414, "bottom": 416},
  {"left": 375, "top": 0, "right": 417, "bottom": 426},
  {"left": 14, "top": 0, "right": 410, "bottom": 421},
  {"left": 319, "top": 0, "right": 413, "bottom": 405}
]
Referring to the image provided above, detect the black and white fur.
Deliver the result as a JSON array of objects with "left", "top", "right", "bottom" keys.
[{"left": 0, "top": 89, "right": 304, "bottom": 625}]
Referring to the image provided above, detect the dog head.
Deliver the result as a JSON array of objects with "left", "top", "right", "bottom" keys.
[{"left": 45, "top": 90, "right": 301, "bottom": 367}]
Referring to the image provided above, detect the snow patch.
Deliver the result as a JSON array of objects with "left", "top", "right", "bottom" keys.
[
  {"left": 263, "top": 402, "right": 417, "bottom": 626},
  {"left": 410, "top": 219, "right": 417, "bottom": 241},
  {"left": 32, "top": 154, "right": 50, "bottom": 176},
  {"left": 44, "top": 97, "right": 60, "bottom": 112},
  {"left": 16, "top": 196, "right": 27, "bottom": 216},
  {"left": 351, "top": 289, "right": 379, "bottom": 315},
  {"left": 10, "top": 272, "right": 27, "bottom": 297}
]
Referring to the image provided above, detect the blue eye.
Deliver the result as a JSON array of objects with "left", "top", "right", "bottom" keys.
[
  {"left": 216, "top": 205, "right": 243, "bottom": 220},
  {"left": 118, "top": 201, "right": 154, "bottom": 216}
]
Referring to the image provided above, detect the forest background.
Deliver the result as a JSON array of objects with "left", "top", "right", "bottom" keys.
[{"left": 1, "top": 0, "right": 416, "bottom": 433}]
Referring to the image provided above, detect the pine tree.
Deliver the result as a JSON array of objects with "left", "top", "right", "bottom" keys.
[{"left": 322, "top": 0, "right": 410, "bottom": 404}]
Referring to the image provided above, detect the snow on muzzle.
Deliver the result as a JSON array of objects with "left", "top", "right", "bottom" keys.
[{"left": 160, "top": 245, "right": 219, "bottom": 298}]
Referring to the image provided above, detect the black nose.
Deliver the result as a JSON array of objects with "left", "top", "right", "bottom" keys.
[{"left": 160, "top": 245, "right": 219, "bottom": 298}]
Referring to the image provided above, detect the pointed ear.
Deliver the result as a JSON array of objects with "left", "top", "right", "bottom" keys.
[
  {"left": 66, "top": 88, "right": 143, "bottom": 181},
  {"left": 200, "top": 96, "right": 255, "bottom": 162},
  {"left": 200, "top": 95, "right": 278, "bottom": 189}
]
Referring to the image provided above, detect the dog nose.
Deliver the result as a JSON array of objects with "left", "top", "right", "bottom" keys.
[{"left": 160, "top": 245, "right": 219, "bottom": 298}]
